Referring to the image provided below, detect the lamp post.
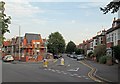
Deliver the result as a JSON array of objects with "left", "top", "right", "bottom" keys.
[
  {"left": 12, "top": 23, "right": 21, "bottom": 61},
  {"left": 18, "top": 25, "right": 21, "bottom": 61}
]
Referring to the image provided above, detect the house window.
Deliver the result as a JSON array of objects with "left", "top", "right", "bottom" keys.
[
  {"left": 37, "top": 44, "right": 39, "bottom": 48},
  {"left": 101, "top": 37, "right": 103, "bottom": 41},
  {"left": 101, "top": 41, "right": 103, "bottom": 44},
  {"left": 115, "top": 33, "right": 116, "bottom": 41}
]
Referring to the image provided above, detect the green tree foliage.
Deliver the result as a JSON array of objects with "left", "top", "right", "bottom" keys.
[
  {"left": 100, "top": 0, "right": 120, "bottom": 14},
  {"left": 94, "top": 45, "right": 106, "bottom": 62},
  {"left": 87, "top": 51, "right": 93, "bottom": 58},
  {"left": 47, "top": 32, "right": 65, "bottom": 55},
  {"left": 65, "top": 41, "right": 76, "bottom": 54},
  {"left": 75, "top": 48, "right": 84, "bottom": 55},
  {"left": 0, "top": 1, "right": 11, "bottom": 45},
  {"left": 113, "top": 45, "right": 120, "bottom": 61}
]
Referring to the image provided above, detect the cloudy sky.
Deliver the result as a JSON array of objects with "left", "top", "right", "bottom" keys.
[{"left": 3, "top": 0, "right": 118, "bottom": 45}]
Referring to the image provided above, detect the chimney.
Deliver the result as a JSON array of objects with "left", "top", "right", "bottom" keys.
[
  {"left": 113, "top": 17, "right": 116, "bottom": 21},
  {"left": 112, "top": 17, "right": 116, "bottom": 28}
]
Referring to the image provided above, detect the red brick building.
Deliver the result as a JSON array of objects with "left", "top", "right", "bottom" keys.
[{"left": 106, "top": 18, "right": 120, "bottom": 56}]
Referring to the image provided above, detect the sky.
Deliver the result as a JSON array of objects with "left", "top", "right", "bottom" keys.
[{"left": 3, "top": 0, "right": 118, "bottom": 45}]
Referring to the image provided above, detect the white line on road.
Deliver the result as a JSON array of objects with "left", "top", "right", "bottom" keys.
[
  {"left": 44, "top": 69, "right": 47, "bottom": 70},
  {"left": 48, "top": 69, "right": 51, "bottom": 71},
  {"left": 73, "top": 74, "right": 78, "bottom": 76},
  {"left": 52, "top": 69, "right": 55, "bottom": 72},
  {"left": 70, "top": 74, "right": 74, "bottom": 76},
  {"left": 83, "top": 76, "right": 86, "bottom": 77},
  {"left": 78, "top": 76, "right": 81, "bottom": 78},
  {"left": 56, "top": 70, "right": 60, "bottom": 72},
  {"left": 68, "top": 68, "right": 79, "bottom": 71},
  {"left": 85, "top": 78, "right": 89, "bottom": 80},
  {"left": 63, "top": 72, "right": 67, "bottom": 74}
]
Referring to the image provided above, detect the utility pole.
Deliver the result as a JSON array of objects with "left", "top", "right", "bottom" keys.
[{"left": 19, "top": 25, "right": 21, "bottom": 61}]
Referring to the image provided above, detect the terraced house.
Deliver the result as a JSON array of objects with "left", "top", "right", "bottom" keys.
[
  {"left": 106, "top": 18, "right": 120, "bottom": 56},
  {"left": 78, "top": 17, "right": 120, "bottom": 61}
]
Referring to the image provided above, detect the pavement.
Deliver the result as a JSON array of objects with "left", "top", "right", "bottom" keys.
[
  {"left": 12, "top": 59, "right": 56, "bottom": 64},
  {"left": 83, "top": 60, "right": 119, "bottom": 83}
]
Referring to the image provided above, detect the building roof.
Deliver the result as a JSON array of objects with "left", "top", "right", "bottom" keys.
[
  {"left": 106, "top": 27, "right": 120, "bottom": 34},
  {"left": 107, "top": 18, "right": 120, "bottom": 34},
  {"left": 25, "top": 33, "right": 41, "bottom": 44}
]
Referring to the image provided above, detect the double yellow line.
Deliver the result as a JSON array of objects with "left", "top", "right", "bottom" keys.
[{"left": 79, "top": 61, "right": 102, "bottom": 82}]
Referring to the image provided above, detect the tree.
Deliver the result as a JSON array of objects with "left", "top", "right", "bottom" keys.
[
  {"left": 94, "top": 45, "right": 106, "bottom": 62},
  {"left": 65, "top": 41, "right": 76, "bottom": 54},
  {"left": 75, "top": 48, "right": 84, "bottom": 55},
  {"left": 100, "top": 0, "right": 120, "bottom": 14},
  {"left": 0, "top": 1, "right": 11, "bottom": 46},
  {"left": 47, "top": 32, "right": 65, "bottom": 55},
  {"left": 113, "top": 45, "right": 120, "bottom": 61}
]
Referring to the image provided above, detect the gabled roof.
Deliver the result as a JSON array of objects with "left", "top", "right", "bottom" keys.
[
  {"left": 106, "top": 27, "right": 120, "bottom": 34},
  {"left": 107, "top": 18, "right": 120, "bottom": 34},
  {"left": 25, "top": 33, "right": 41, "bottom": 44}
]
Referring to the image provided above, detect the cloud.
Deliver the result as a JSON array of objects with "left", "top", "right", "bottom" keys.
[
  {"left": 3, "top": 0, "right": 45, "bottom": 18},
  {"left": 71, "top": 20, "right": 76, "bottom": 24}
]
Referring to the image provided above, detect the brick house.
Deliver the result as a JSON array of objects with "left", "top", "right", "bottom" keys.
[
  {"left": 22, "top": 33, "right": 46, "bottom": 61},
  {"left": 2, "top": 40, "right": 11, "bottom": 55},
  {"left": 106, "top": 18, "right": 120, "bottom": 56}
]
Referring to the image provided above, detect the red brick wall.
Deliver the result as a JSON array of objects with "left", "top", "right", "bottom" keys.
[{"left": 23, "top": 38, "right": 27, "bottom": 46}]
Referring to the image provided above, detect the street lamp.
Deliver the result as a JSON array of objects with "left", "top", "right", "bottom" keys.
[
  {"left": 18, "top": 25, "right": 21, "bottom": 61},
  {"left": 11, "top": 23, "right": 21, "bottom": 61}
]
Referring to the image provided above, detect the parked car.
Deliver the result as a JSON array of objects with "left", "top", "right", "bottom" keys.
[
  {"left": 70, "top": 54, "right": 74, "bottom": 58},
  {"left": 3, "top": 55, "right": 14, "bottom": 62},
  {"left": 67, "top": 54, "right": 70, "bottom": 57},
  {"left": 76, "top": 55, "right": 84, "bottom": 61},
  {"left": 73, "top": 54, "right": 77, "bottom": 59}
]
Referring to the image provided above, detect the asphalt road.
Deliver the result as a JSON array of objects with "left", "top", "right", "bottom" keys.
[{"left": 2, "top": 54, "right": 95, "bottom": 82}]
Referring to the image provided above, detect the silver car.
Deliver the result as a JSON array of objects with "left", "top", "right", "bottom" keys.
[
  {"left": 76, "top": 55, "right": 84, "bottom": 61},
  {"left": 3, "top": 55, "right": 14, "bottom": 62}
]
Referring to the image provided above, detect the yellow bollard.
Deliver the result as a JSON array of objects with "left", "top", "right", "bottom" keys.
[
  {"left": 61, "top": 58, "right": 64, "bottom": 65},
  {"left": 43, "top": 59, "right": 48, "bottom": 68}
]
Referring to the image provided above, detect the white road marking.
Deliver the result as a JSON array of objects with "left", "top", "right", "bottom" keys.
[
  {"left": 73, "top": 74, "right": 78, "bottom": 76},
  {"left": 63, "top": 72, "right": 67, "bottom": 74},
  {"left": 70, "top": 74, "right": 74, "bottom": 76},
  {"left": 67, "top": 64, "right": 70, "bottom": 67},
  {"left": 68, "top": 68, "right": 79, "bottom": 71},
  {"left": 78, "top": 76, "right": 81, "bottom": 78},
  {"left": 44, "top": 69, "right": 47, "bottom": 70},
  {"left": 56, "top": 70, "right": 59, "bottom": 72},
  {"left": 83, "top": 76, "right": 86, "bottom": 77},
  {"left": 85, "top": 78, "right": 89, "bottom": 80},
  {"left": 52, "top": 69, "right": 55, "bottom": 72}
]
